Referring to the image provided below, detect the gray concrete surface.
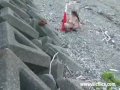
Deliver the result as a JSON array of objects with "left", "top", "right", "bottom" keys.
[
  {"left": 39, "top": 74, "right": 57, "bottom": 90},
  {"left": 0, "top": 7, "right": 39, "bottom": 39},
  {"left": 0, "top": 48, "right": 51, "bottom": 90},
  {"left": 43, "top": 43, "right": 82, "bottom": 72},
  {"left": 51, "top": 60, "right": 64, "bottom": 80},
  {"left": 0, "top": 21, "right": 51, "bottom": 68},
  {"left": 0, "top": 0, "right": 30, "bottom": 20}
]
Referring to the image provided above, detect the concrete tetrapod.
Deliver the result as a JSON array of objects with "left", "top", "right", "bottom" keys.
[
  {"left": 44, "top": 43, "right": 82, "bottom": 72},
  {"left": 27, "top": 9, "right": 64, "bottom": 46},
  {"left": 51, "top": 60, "right": 64, "bottom": 80},
  {"left": 0, "top": 7, "right": 39, "bottom": 39},
  {"left": 0, "top": 48, "right": 51, "bottom": 90},
  {"left": 33, "top": 41, "right": 82, "bottom": 72},
  {"left": 0, "top": 21, "right": 50, "bottom": 68},
  {"left": 0, "top": 0, "right": 30, "bottom": 20},
  {"left": 32, "top": 36, "right": 53, "bottom": 50}
]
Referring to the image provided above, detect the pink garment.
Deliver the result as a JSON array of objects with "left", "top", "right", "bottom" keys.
[{"left": 61, "top": 12, "right": 67, "bottom": 32}]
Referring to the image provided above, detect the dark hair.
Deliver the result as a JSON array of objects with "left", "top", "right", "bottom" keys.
[{"left": 71, "top": 11, "right": 80, "bottom": 22}]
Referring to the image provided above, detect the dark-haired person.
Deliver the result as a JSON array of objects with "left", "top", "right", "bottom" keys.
[
  {"left": 38, "top": 18, "right": 47, "bottom": 26},
  {"left": 64, "top": 11, "right": 81, "bottom": 32}
]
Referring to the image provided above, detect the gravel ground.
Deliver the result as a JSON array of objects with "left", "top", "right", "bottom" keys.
[{"left": 33, "top": 0, "right": 120, "bottom": 81}]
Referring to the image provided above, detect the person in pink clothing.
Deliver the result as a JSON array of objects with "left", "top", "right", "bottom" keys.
[{"left": 64, "top": 11, "right": 81, "bottom": 32}]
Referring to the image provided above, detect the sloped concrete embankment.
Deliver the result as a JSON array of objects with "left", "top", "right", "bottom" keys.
[{"left": 0, "top": 0, "right": 84, "bottom": 90}]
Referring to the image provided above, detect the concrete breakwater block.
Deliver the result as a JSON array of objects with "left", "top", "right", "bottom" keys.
[
  {"left": 39, "top": 36, "right": 53, "bottom": 45},
  {"left": 25, "top": 62, "right": 49, "bottom": 75},
  {"left": 32, "top": 36, "right": 53, "bottom": 50},
  {"left": 0, "top": 7, "right": 39, "bottom": 39},
  {"left": 32, "top": 39, "right": 43, "bottom": 49},
  {"left": 20, "top": 0, "right": 35, "bottom": 7},
  {"left": 57, "top": 78, "right": 83, "bottom": 90},
  {"left": 26, "top": 5, "right": 45, "bottom": 20},
  {"left": 27, "top": 10, "right": 64, "bottom": 46},
  {"left": 51, "top": 60, "right": 64, "bottom": 80},
  {"left": 39, "top": 74, "right": 57, "bottom": 90},
  {"left": 0, "top": 22, "right": 51, "bottom": 68},
  {"left": 0, "top": 0, "right": 30, "bottom": 20},
  {"left": 37, "top": 25, "right": 62, "bottom": 44},
  {"left": 43, "top": 43, "right": 82, "bottom": 72},
  {"left": 10, "top": 0, "right": 28, "bottom": 11},
  {"left": 0, "top": 48, "right": 50, "bottom": 90},
  {"left": 10, "top": 0, "right": 35, "bottom": 12},
  {"left": 33, "top": 38, "right": 82, "bottom": 72}
]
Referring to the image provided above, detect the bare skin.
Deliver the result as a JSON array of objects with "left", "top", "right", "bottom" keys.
[{"left": 64, "top": 14, "right": 81, "bottom": 31}]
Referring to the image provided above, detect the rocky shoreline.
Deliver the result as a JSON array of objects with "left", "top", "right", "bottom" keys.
[
  {"left": 0, "top": 0, "right": 87, "bottom": 90},
  {"left": 0, "top": 0, "right": 120, "bottom": 90},
  {"left": 34, "top": 0, "right": 120, "bottom": 81}
]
